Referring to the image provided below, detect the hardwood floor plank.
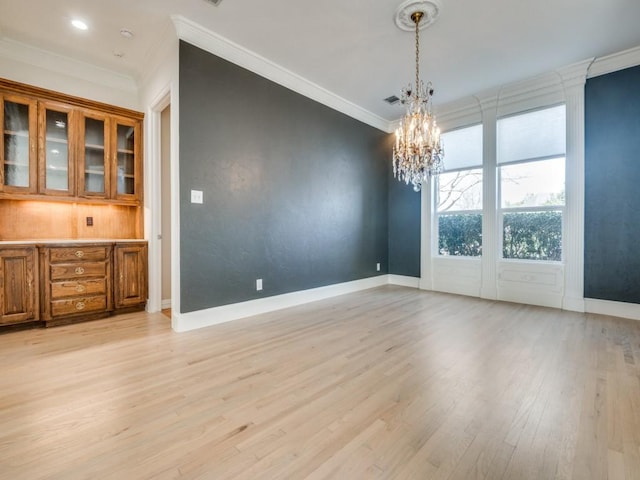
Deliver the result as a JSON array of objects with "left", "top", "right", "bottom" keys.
[{"left": 1, "top": 286, "right": 640, "bottom": 479}]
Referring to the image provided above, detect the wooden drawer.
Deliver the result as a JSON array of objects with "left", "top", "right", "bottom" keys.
[
  {"left": 50, "top": 262, "right": 106, "bottom": 280},
  {"left": 51, "top": 295, "right": 107, "bottom": 317},
  {"left": 49, "top": 246, "right": 109, "bottom": 263},
  {"left": 51, "top": 278, "right": 106, "bottom": 299}
]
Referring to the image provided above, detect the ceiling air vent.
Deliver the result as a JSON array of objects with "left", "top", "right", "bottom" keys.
[
  {"left": 384, "top": 95, "right": 400, "bottom": 105},
  {"left": 203, "top": 0, "right": 223, "bottom": 5}
]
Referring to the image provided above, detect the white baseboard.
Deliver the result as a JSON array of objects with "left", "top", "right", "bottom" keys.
[
  {"left": 585, "top": 298, "right": 640, "bottom": 321},
  {"left": 387, "top": 274, "right": 420, "bottom": 288},
  {"left": 173, "top": 275, "right": 389, "bottom": 332},
  {"left": 161, "top": 299, "right": 172, "bottom": 309},
  {"left": 562, "top": 295, "right": 585, "bottom": 313},
  {"left": 171, "top": 274, "right": 640, "bottom": 333}
]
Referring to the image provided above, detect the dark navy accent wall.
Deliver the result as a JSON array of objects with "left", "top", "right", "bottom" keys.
[
  {"left": 388, "top": 170, "right": 421, "bottom": 277},
  {"left": 585, "top": 65, "right": 640, "bottom": 304},
  {"left": 179, "top": 41, "right": 389, "bottom": 313}
]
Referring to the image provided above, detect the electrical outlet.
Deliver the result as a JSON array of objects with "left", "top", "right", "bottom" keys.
[
  {"left": 256, "top": 278, "right": 263, "bottom": 291},
  {"left": 376, "top": 263, "right": 381, "bottom": 271},
  {"left": 86, "top": 216, "right": 93, "bottom": 226}
]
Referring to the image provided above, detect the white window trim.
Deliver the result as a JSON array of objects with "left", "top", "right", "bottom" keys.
[
  {"left": 422, "top": 60, "right": 592, "bottom": 310},
  {"left": 496, "top": 103, "right": 567, "bottom": 264},
  {"left": 434, "top": 124, "right": 483, "bottom": 258}
]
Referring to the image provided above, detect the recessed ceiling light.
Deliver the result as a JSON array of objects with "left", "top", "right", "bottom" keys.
[
  {"left": 120, "top": 28, "right": 134, "bottom": 38},
  {"left": 71, "top": 19, "right": 88, "bottom": 30}
]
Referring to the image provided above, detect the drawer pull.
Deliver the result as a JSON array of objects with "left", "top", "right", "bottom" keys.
[
  {"left": 75, "top": 302, "right": 86, "bottom": 311},
  {"left": 75, "top": 250, "right": 84, "bottom": 258},
  {"left": 75, "top": 284, "right": 86, "bottom": 293},
  {"left": 75, "top": 267, "right": 85, "bottom": 275}
]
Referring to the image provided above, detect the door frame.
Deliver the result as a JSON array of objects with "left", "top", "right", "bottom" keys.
[{"left": 146, "top": 87, "right": 171, "bottom": 314}]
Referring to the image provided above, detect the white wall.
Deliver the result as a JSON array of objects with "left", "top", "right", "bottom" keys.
[{"left": 0, "top": 38, "right": 139, "bottom": 109}]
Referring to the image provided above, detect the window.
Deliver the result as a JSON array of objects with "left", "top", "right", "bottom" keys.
[
  {"left": 497, "top": 105, "right": 566, "bottom": 261},
  {"left": 436, "top": 124, "right": 483, "bottom": 256}
]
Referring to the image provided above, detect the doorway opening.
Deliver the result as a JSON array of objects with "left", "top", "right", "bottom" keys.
[{"left": 160, "top": 104, "right": 171, "bottom": 318}]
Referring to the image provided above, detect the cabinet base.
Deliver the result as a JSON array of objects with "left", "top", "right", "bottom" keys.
[
  {"left": 45, "top": 311, "right": 112, "bottom": 327},
  {"left": 114, "top": 304, "right": 146, "bottom": 315},
  {"left": 43, "top": 304, "right": 146, "bottom": 327},
  {"left": 0, "top": 320, "right": 44, "bottom": 334}
]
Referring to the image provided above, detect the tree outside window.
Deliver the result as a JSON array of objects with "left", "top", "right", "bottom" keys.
[
  {"left": 497, "top": 105, "right": 566, "bottom": 261},
  {"left": 436, "top": 125, "right": 483, "bottom": 257}
]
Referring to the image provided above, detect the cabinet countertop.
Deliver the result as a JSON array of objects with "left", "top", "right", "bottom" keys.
[{"left": 0, "top": 239, "right": 148, "bottom": 246}]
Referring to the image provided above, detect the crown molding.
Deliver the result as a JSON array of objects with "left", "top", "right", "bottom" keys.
[
  {"left": 137, "top": 20, "right": 179, "bottom": 90},
  {"left": 557, "top": 58, "right": 593, "bottom": 89},
  {"left": 587, "top": 44, "right": 640, "bottom": 79},
  {"left": 432, "top": 70, "right": 568, "bottom": 129},
  {"left": 433, "top": 57, "right": 595, "bottom": 128},
  {"left": 434, "top": 96, "right": 483, "bottom": 131},
  {"left": 171, "top": 15, "right": 391, "bottom": 133},
  {"left": 0, "top": 37, "right": 138, "bottom": 94},
  {"left": 492, "top": 71, "right": 566, "bottom": 117}
]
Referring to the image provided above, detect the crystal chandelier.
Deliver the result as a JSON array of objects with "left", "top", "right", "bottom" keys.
[{"left": 393, "top": 3, "right": 444, "bottom": 192}]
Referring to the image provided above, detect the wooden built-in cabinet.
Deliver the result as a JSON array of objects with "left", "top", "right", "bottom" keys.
[
  {"left": 0, "top": 246, "right": 38, "bottom": 325},
  {"left": 40, "top": 244, "right": 113, "bottom": 325},
  {"left": 39, "top": 101, "right": 75, "bottom": 196},
  {"left": 0, "top": 78, "right": 143, "bottom": 204},
  {"left": 77, "top": 112, "right": 142, "bottom": 202},
  {"left": 0, "top": 79, "right": 147, "bottom": 329},
  {"left": 0, "top": 93, "right": 38, "bottom": 194},
  {"left": 0, "top": 241, "right": 147, "bottom": 329},
  {"left": 114, "top": 243, "right": 148, "bottom": 311}
]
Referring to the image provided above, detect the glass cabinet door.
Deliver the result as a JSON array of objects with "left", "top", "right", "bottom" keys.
[
  {"left": 113, "top": 118, "right": 139, "bottom": 200},
  {"left": 79, "top": 114, "right": 109, "bottom": 197},
  {"left": 1, "top": 95, "right": 37, "bottom": 193},
  {"left": 39, "top": 103, "right": 73, "bottom": 195}
]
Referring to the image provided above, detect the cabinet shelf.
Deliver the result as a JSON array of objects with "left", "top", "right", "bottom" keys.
[
  {"left": 85, "top": 169, "right": 105, "bottom": 176},
  {"left": 4, "top": 130, "right": 29, "bottom": 137},
  {"left": 3, "top": 161, "right": 29, "bottom": 167},
  {"left": 45, "top": 137, "right": 69, "bottom": 144},
  {"left": 85, "top": 143, "right": 105, "bottom": 150}
]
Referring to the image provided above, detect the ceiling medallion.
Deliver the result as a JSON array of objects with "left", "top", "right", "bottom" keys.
[{"left": 394, "top": 0, "right": 441, "bottom": 32}]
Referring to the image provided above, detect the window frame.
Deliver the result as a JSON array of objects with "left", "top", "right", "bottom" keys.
[
  {"left": 434, "top": 123, "right": 484, "bottom": 258},
  {"left": 496, "top": 104, "right": 566, "bottom": 263}
]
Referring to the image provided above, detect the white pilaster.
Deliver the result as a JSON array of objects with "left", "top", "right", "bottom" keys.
[
  {"left": 419, "top": 178, "right": 434, "bottom": 290},
  {"left": 559, "top": 60, "right": 592, "bottom": 312},
  {"left": 478, "top": 93, "right": 498, "bottom": 299}
]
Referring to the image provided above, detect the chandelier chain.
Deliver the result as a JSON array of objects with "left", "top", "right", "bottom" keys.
[{"left": 415, "top": 15, "right": 420, "bottom": 95}]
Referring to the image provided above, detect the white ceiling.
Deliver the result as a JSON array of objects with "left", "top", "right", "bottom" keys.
[{"left": 1, "top": 0, "right": 640, "bottom": 122}]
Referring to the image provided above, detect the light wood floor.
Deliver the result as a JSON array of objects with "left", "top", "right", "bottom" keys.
[{"left": 1, "top": 286, "right": 640, "bottom": 480}]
